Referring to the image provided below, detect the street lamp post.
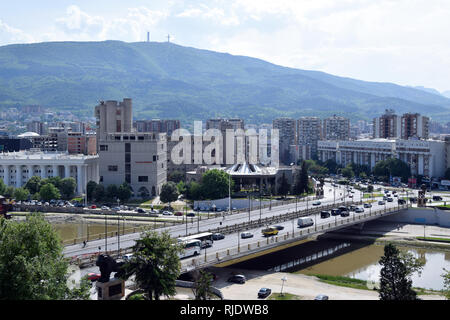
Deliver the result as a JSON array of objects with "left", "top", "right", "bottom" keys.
[
  {"left": 117, "top": 198, "right": 120, "bottom": 256},
  {"left": 104, "top": 209, "right": 108, "bottom": 253},
  {"left": 280, "top": 276, "right": 287, "bottom": 296}
]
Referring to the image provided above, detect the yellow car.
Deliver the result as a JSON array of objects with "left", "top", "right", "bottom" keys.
[{"left": 262, "top": 227, "right": 279, "bottom": 237}]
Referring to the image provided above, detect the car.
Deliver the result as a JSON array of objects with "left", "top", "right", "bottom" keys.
[
  {"left": 348, "top": 194, "right": 353, "bottom": 198},
  {"left": 174, "top": 211, "right": 183, "bottom": 216},
  {"left": 90, "top": 205, "right": 97, "bottom": 209},
  {"left": 122, "top": 253, "right": 133, "bottom": 261},
  {"left": 363, "top": 203, "right": 372, "bottom": 208},
  {"left": 433, "top": 196, "right": 443, "bottom": 201},
  {"left": 320, "top": 211, "right": 330, "bottom": 219},
  {"left": 387, "top": 197, "right": 393, "bottom": 202},
  {"left": 383, "top": 196, "right": 388, "bottom": 200},
  {"left": 355, "top": 207, "right": 364, "bottom": 213},
  {"left": 340, "top": 211, "right": 350, "bottom": 217},
  {"left": 271, "top": 225, "right": 285, "bottom": 231},
  {"left": 87, "top": 273, "right": 101, "bottom": 282},
  {"left": 393, "top": 194, "right": 398, "bottom": 197},
  {"left": 186, "top": 212, "right": 196, "bottom": 217},
  {"left": 136, "top": 208, "right": 146, "bottom": 214},
  {"left": 331, "top": 208, "right": 341, "bottom": 216},
  {"left": 312, "top": 201, "right": 321, "bottom": 206},
  {"left": 162, "top": 211, "right": 173, "bottom": 216},
  {"left": 112, "top": 206, "right": 120, "bottom": 211},
  {"left": 258, "top": 288, "right": 272, "bottom": 299},
  {"left": 398, "top": 199, "right": 406, "bottom": 204},
  {"left": 241, "top": 232, "right": 253, "bottom": 239},
  {"left": 101, "top": 206, "right": 110, "bottom": 210},
  {"left": 212, "top": 233, "right": 225, "bottom": 240},
  {"left": 378, "top": 200, "right": 386, "bottom": 205},
  {"left": 228, "top": 274, "right": 246, "bottom": 284},
  {"left": 349, "top": 205, "right": 357, "bottom": 211},
  {"left": 262, "top": 227, "right": 279, "bottom": 237},
  {"left": 314, "top": 294, "right": 329, "bottom": 300}
]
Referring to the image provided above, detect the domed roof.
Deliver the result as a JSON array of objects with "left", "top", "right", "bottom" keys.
[{"left": 18, "top": 131, "right": 40, "bottom": 138}]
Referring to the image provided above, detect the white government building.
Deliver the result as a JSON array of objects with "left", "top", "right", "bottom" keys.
[
  {"left": 0, "top": 151, "right": 99, "bottom": 195},
  {"left": 317, "top": 138, "right": 447, "bottom": 178}
]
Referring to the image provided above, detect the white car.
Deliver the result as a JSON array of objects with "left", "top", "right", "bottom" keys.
[{"left": 162, "top": 211, "right": 173, "bottom": 216}]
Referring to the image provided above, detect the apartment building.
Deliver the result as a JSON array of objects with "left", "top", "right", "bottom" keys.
[{"left": 322, "top": 115, "right": 350, "bottom": 141}]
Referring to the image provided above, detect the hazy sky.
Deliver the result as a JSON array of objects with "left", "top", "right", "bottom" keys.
[{"left": 1, "top": 0, "right": 450, "bottom": 92}]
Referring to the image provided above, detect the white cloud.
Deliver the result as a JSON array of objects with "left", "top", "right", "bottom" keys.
[{"left": 0, "top": 19, "right": 34, "bottom": 45}]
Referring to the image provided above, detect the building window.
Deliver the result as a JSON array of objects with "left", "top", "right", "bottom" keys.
[
  {"left": 108, "top": 165, "right": 118, "bottom": 172},
  {"left": 125, "top": 164, "right": 131, "bottom": 173},
  {"left": 138, "top": 176, "right": 148, "bottom": 182},
  {"left": 138, "top": 136, "right": 144, "bottom": 141},
  {"left": 100, "top": 145, "right": 108, "bottom": 151},
  {"left": 125, "top": 153, "right": 131, "bottom": 163},
  {"left": 100, "top": 176, "right": 103, "bottom": 182},
  {"left": 153, "top": 155, "right": 157, "bottom": 161},
  {"left": 116, "top": 120, "right": 122, "bottom": 132},
  {"left": 125, "top": 143, "right": 131, "bottom": 152}
]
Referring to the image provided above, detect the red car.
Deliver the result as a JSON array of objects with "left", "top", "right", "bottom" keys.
[
  {"left": 174, "top": 212, "right": 183, "bottom": 216},
  {"left": 91, "top": 205, "right": 97, "bottom": 209},
  {"left": 87, "top": 273, "right": 101, "bottom": 282}
]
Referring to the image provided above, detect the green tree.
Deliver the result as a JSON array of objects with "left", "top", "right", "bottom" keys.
[
  {"left": 41, "top": 176, "right": 62, "bottom": 189},
  {"left": 93, "top": 184, "right": 105, "bottom": 202},
  {"left": 120, "top": 230, "right": 182, "bottom": 300},
  {"left": 24, "top": 176, "right": 42, "bottom": 195},
  {"left": 0, "top": 213, "right": 90, "bottom": 300},
  {"left": 367, "top": 184, "right": 374, "bottom": 194},
  {"left": 3, "top": 186, "right": 15, "bottom": 198},
  {"left": 277, "top": 173, "right": 290, "bottom": 198},
  {"left": 167, "top": 171, "right": 185, "bottom": 183},
  {"left": 0, "top": 178, "right": 7, "bottom": 195},
  {"left": 176, "top": 181, "right": 187, "bottom": 195},
  {"left": 200, "top": 169, "right": 233, "bottom": 200},
  {"left": 378, "top": 244, "right": 418, "bottom": 300},
  {"left": 186, "top": 181, "right": 202, "bottom": 200},
  {"left": 442, "top": 268, "right": 450, "bottom": 300},
  {"left": 59, "top": 177, "right": 77, "bottom": 200},
  {"left": 86, "top": 181, "right": 98, "bottom": 201},
  {"left": 160, "top": 182, "right": 179, "bottom": 205},
  {"left": 192, "top": 270, "right": 214, "bottom": 300},
  {"left": 373, "top": 158, "right": 411, "bottom": 182},
  {"left": 106, "top": 184, "right": 119, "bottom": 200},
  {"left": 13, "top": 187, "right": 30, "bottom": 201},
  {"left": 117, "top": 182, "right": 132, "bottom": 203},
  {"left": 341, "top": 165, "right": 355, "bottom": 179},
  {"left": 39, "top": 183, "right": 61, "bottom": 202},
  {"left": 293, "top": 162, "right": 308, "bottom": 196}
]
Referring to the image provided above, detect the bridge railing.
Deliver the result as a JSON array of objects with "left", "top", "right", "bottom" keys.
[{"left": 180, "top": 203, "right": 408, "bottom": 272}]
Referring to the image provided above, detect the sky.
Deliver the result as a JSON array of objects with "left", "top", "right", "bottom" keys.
[{"left": 1, "top": 0, "right": 450, "bottom": 93}]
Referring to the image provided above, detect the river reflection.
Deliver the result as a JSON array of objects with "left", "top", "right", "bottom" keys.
[{"left": 230, "top": 238, "right": 450, "bottom": 291}]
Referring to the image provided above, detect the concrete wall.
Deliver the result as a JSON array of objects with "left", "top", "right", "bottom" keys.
[{"left": 379, "top": 207, "right": 450, "bottom": 227}]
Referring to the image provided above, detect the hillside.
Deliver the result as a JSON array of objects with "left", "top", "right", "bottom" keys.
[{"left": 0, "top": 40, "right": 449, "bottom": 124}]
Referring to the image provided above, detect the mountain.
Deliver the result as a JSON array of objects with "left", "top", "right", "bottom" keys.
[
  {"left": 0, "top": 40, "right": 449, "bottom": 124},
  {"left": 411, "top": 86, "right": 442, "bottom": 96},
  {"left": 442, "top": 91, "right": 450, "bottom": 99}
]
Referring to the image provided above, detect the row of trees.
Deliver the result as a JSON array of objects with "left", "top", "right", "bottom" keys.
[
  {"left": 86, "top": 181, "right": 132, "bottom": 203},
  {"left": 0, "top": 176, "right": 77, "bottom": 202},
  {"left": 299, "top": 157, "right": 412, "bottom": 182}
]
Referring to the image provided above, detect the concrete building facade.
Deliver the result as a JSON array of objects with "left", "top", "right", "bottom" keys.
[{"left": 322, "top": 115, "right": 350, "bottom": 141}]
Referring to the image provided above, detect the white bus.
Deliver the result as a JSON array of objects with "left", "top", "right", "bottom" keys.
[
  {"left": 178, "top": 239, "right": 202, "bottom": 259},
  {"left": 178, "top": 232, "right": 214, "bottom": 249}
]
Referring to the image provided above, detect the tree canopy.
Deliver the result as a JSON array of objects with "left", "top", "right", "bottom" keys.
[
  {"left": 160, "top": 182, "right": 179, "bottom": 204},
  {"left": 0, "top": 213, "right": 90, "bottom": 300},
  {"left": 200, "top": 169, "right": 233, "bottom": 200},
  {"left": 120, "top": 230, "right": 182, "bottom": 300}
]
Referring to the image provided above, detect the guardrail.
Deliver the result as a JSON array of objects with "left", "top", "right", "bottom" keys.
[{"left": 179, "top": 203, "right": 409, "bottom": 273}]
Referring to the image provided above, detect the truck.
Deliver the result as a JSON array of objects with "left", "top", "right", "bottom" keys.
[{"left": 297, "top": 217, "right": 314, "bottom": 228}]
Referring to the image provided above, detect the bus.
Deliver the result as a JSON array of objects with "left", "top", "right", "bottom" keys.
[
  {"left": 178, "top": 239, "right": 202, "bottom": 259},
  {"left": 178, "top": 232, "right": 214, "bottom": 249}
]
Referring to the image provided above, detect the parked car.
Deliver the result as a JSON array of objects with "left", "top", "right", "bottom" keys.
[
  {"left": 387, "top": 197, "right": 394, "bottom": 202},
  {"left": 174, "top": 211, "right": 183, "bottom": 216},
  {"left": 258, "top": 288, "right": 272, "bottom": 299},
  {"left": 398, "top": 199, "right": 406, "bottom": 205},
  {"left": 186, "top": 212, "right": 196, "bottom": 217},
  {"left": 87, "top": 273, "right": 101, "bottom": 282},
  {"left": 320, "top": 211, "right": 330, "bottom": 219},
  {"left": 136, "top": 208, "right": 146, "bottom": 214},
  {"left": 312, "top": 201, "right": 321, "bottom": 206},
  {"left": 314, "top": 294, "right": 329, "bottom": 300},
  {"left": 90, "top": 205, "right": 97, "bottom": 209},
  {"left": 228, "top": 274, "right": 246, "bottom": 284},
  {"left": 241, "top": 232, "right": 253, "bottom": 239},
  {"left": 162, "top": 211, "right": 173, "bottom": 216},
  {"left": 340, "top": 210, "right": 350, "bottom": 217},
  {"left": 122, "top": 253, "right": 133, "bottom": 261},
  {"left": 363, "top": 203, "right": 372, "bottom": 208},
  {"left": 378, "top": 200, "right": 386, "bottom": 205},
  {"left": 271, "top": 225, "right": 285, "bottom": 230},
  {"left": 212, "top": 233, "right": 225, "bottom": 240},
  {"left": 101, "top": 206, "right": 110, "bottom": 210},
  {"left": 349, "top": 205, "right": 357, "bottom": 211},
  {"left": 355, "top": 207, "right": 364, "bottom": 213},
  {"left": 433, "top": 196, "right": 443, "bottom": 201}
]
